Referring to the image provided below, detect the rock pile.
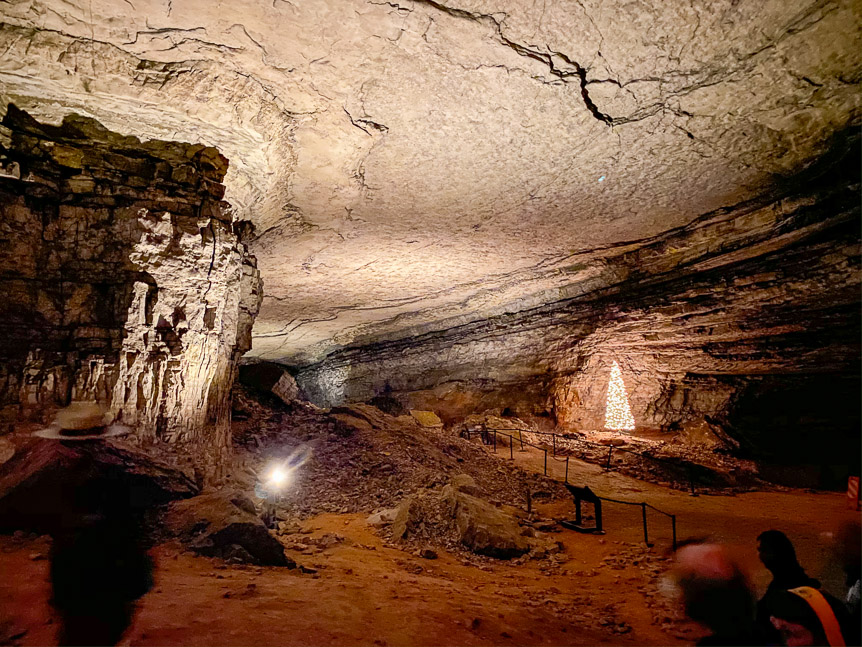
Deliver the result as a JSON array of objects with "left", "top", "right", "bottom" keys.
[
  {"left": 367, "top": 473, "right": 565, "bottom": 561},
  {"left": 230, "top": 386, "right": 569, "bottom": 556},
  {"left": 443, "top": 475, "right": 531, "bottom": 558}
]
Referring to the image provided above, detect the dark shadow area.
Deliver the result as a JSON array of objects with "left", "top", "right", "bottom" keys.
[{"left": 720, "top": 374, "right": 861, "bottom": 489}]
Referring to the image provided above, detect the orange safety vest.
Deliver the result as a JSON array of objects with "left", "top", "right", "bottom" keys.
[{"left": 788, "top": 586, "right": 846, "bottom": 646}]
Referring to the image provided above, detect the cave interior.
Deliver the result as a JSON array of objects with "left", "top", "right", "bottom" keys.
[{"left": 0, "top": 0, "right": 860, "bottom": 645}]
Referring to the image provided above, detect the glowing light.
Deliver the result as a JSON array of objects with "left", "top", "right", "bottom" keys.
[
  {"left": 604, "top": 360, "right": 635, "bottom": 431},
  {"left": 268, "top": 466, "right": 289, "bottom": 488},
  {"left": 598, "top": 175, "right": 606, "bottom": 182}
]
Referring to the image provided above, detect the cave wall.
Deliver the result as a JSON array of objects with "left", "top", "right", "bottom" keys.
[
  {"left": 0, "top": 105, "right": 262, "bottom": 451},
  {"left": 295, "top": 136, "right": 861, "bottom": 474}
]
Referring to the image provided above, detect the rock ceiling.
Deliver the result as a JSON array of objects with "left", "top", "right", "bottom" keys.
[{"left": 0, "top": 0, "right": 859, "bottom": 365}]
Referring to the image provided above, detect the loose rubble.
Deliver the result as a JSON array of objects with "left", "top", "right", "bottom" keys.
[
  {"left": 230, "top": 386, "right": 567, "bottom": 528},
  {"left": 225, "top": 387, "right": 586, "bottom": 563}
]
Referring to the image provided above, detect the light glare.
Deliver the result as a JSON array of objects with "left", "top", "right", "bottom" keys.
[{"left": 269, "top": 466, "right": 288, "bottom": 487}]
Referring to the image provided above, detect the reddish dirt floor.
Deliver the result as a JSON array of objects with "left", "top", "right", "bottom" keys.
[{"left": 1, "top": 442, "right": 859, "bottom": 646}]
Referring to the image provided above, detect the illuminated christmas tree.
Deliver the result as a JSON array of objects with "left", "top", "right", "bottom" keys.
[{"left": 604, "top": 360, "right": 635, "bottom": 431}]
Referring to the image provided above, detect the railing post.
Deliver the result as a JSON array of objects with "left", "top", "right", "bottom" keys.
[
  {"left": 605, "top": 447, "right": 613, "bottom": 471},
  {"left": 510, "top": 438, "right": 513, "bottom": 460},
  {"left": 595, "top": 499, "right": 603, "bottom": 533},
  {"left": 544, "top": 450, "right": 547, "bottom": 476},
  {"left": 493, "top": 430, "right": 497, "bottom": 452},
  {"left": 565, "top": 456, "right": 569, "bottom": 484},
  {"left": 671, "top": 514, "right": 677, "bottom": 551},
  {"left": 641, "top": 503, "right": 649, "bottom": 545}
]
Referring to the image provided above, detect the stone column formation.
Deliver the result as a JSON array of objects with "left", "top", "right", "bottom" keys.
[{"left": 0, "top": 105, "right": 262, "bottom": 450}]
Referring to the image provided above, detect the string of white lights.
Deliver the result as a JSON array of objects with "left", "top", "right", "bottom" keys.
[{"left": 605, "top": 360, "right": 636, "bottom": 431}]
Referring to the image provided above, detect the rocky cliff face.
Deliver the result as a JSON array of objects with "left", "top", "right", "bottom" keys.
[
  {"left": 296, "top": 135, "right": 861, "bottom": 476},
  {"left": 0, "top": 106, "right": 261, "bottom": 452}
]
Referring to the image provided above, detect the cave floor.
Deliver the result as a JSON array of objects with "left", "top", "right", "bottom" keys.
[{"left": 2, "top": 450, "right": 857, "bottom": 647}]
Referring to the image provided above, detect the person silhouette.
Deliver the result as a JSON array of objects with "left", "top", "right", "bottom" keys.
[
  {"left": 756, "top": 529, "right": 820, "bottom": 644},
  {"left": 767, "top": 587, "right": 853, "bottom": 646},
  {"left": 49, "top": 456, "right": 153, "bottom": 645},
  {"left": 33, "top": 403, "right": 153, "bottom": 646},
  {"left": 670, "top": 541, "right": 765, "bottom": 645}
]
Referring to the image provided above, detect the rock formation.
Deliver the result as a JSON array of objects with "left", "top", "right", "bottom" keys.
[
  {"left": 443, "top": 475, "right": 531, "bottom": 559},
  {"left": 0, "top": 439, "right": 200, "bottom": 532},
  {"left": 0, "top": 105, "right": 261, "bottom": 454},
  {"left": 163, "top": 491, "right": 294, "bottom": 567}
]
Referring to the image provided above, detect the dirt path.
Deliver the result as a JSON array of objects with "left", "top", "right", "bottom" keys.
[
  {"left": 2, "top": 517, "right": 679, "bottom": 647},
  {"left": 485, "top": 437, "right": 858, "bottom": 596}
]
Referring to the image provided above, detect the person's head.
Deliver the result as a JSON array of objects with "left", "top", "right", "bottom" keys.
[
  {"left": 671, "top": 542, "right": 754, "bottom": 635},
  {"left": 758, "top": 530, "right": 799, "bottom": 572},
  {"left": 767, "top": 590, "right": 841, "bottom": 646}
]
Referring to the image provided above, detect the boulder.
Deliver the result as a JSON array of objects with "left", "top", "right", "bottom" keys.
[
  {"left": 164, "top": 491, "right": 294, "bottom": 567},
  {"left": 671, "top": 418, "right": 740, "bottom": 451},
  {"left": 442, "top": 486, "right": 530, "bottom": 559},
  {"left": 410, "top": 410, "right": 443, "bottom": 428},
  {"left": 330, "top": 413, "right": 371, "bottom": 436},
  {"left": 598, "top": 437, "right": 627, "bottom": 447},
  {"left": 390, "top": 496, "right": 421, "bottom": 539},
  {"left": 330, "top": 403, "right": 419, "bottom": 437},
  {"left": 237, "top": 363, "right": 307, "bottom": 406},
  {"left": 366, "top": 506, "right": 399, "bottom": 528},
  {"left": 0, "top": 437, "right": 13, "bottom": 465},
  {"left": 271, "top": 371, "right": 300, "bottom": 405},
  {"left": 449, "top": 473, "right": 483, "bottom": 497},
  {"left": 332, "top": 403, "right": 401, "bottom": 430}
]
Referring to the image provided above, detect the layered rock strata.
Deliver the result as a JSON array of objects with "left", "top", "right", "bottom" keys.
[
  {"left": 295, "top": 136, "right": 861, "bottom": 479},
  {"left": 0, "top": 105, "right": 261, "bottom": 452}
]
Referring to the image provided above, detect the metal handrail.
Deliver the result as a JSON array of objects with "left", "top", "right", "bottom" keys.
[{"left": 460, "top": 425, "right": 679, "bottom": 549}]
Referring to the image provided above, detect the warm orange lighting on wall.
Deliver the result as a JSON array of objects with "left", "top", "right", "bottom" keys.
[{"left": 604, "top": 360, "right": 635, "bottom": 431}]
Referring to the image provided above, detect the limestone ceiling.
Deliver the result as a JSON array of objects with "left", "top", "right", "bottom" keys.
[{"left": 1, "top": 0, "right": 859, "bottom": 365}]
